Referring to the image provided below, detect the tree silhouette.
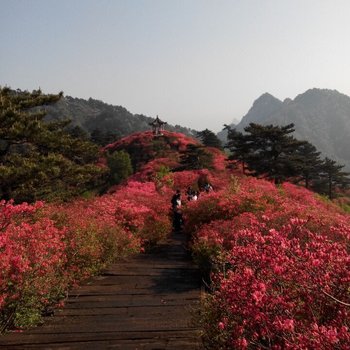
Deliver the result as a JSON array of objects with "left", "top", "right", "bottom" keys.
[
  {"left": 107, "top": 150, "right": 133, "bottom": 185},
  {"left": 179, "top": 144, "right": 213, "bottom": 170},
  {"left": 0, "top": 87, "right": 105, "bottom": 202},
  {"left": 226, "top": 123, "right": 306, "bottom": 183},
  {"left": 293, "top": 141, "right": 322, "bottom": 189},
  {"left": 225, "top": 125, "right": 251, "bottom": 174},
  {"left": 196, "top": 129, "right": 222, "bottom": 149},
  {"left": 313, "top": 158, "right": 350, "bottom": 199}
]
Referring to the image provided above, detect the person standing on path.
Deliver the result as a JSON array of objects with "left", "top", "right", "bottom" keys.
[
  {"left": 171, "top": 189, "right": 181, "bottom": 208},
  {"left": 171, "top": 190, "right": 183, "bottom": 231}
]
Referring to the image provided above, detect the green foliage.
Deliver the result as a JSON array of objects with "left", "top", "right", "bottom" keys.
[
  {"left": 106, "top": 150, "right": 133, "bottom": 185},
  {"left": 151, "top": 138, "right": 168, "bottom": 156},
  {"left": 312, "top": 157, "right": 350, "bottom": 199},
  {"left": 90, "top": 128, "right": 120, "bottom": 146},
  {"left": 242, "top": 123, "right": 306, "bottom": 183},
  {"left": 196, "top": 129, "right": 223, "bottom": 149},
  {"left": 122, "top": 140, "right": 154, "bottom": 171},
  {"left": 192, "top": 240, "right": 221, "bottom": 285},
  {"left": 195, "top": 294, "right": 232, "bottom": 349},
  {"left": 225, "top": 123, "right": 350, "bottom": 197},
  {"left": 66, "top": 125, "right": 89, "bottom": 140},
  {"left": 138, "top": 217, "right": 170, "bottom": 251},
  {"left": 293, "top": 141, "right": 322, "bottom": 188},
  {"left": 0, "top": 87, "right": 106, "bottom": 202},
  {"left": 179, "top": 144, "right": 213, "bottom": 170},
  {"left": 45, "top": 96, "right": 196, "bottom": 143},
  {"left": 14, "top": 302, "right": 42, "bottom": 329},
  {"left": 225, "top": 125, "right": 253, "bottom": 174},
  {"left": 153, "top": 165, "right": 174, "bottom": 190},
  {"left": 339, "top": 203, "right": 350, "bottom": 213}
]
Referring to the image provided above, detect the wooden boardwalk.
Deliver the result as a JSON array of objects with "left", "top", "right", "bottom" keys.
[{"left": 0, "top": 234, "right": 203, "bottom": 349}]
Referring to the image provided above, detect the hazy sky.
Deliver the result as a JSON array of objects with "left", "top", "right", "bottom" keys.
[{"left": 1, "top": 0, "right": 350, "bottom": 131}]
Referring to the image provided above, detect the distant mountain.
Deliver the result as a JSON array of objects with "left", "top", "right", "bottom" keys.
[
  {"left": 44, "top": 96, "right": 196, "bottom": 141},
  {"left": 237, "top": 93, "right": 283, "bottom": 127},
  {"left": 221, "top": 88, "right": 350, "bottom": 170},
  {"left": 217, "top": 118, "right": 240, "bottom": 143}
]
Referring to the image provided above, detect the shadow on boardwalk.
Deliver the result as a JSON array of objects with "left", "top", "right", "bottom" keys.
[{"left": 0, "top": 233, "right": 204, "bottom": 350}]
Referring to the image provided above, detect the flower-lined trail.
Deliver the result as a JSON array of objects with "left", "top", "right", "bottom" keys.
[
  {"left": 2, "top": 128, "right": 349, "bottom": 349},
  {"left": 0, "top": 233, "right": 203, "bottom": 349}
]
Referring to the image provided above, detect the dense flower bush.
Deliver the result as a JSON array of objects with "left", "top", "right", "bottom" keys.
[
  {"left": 93, "top": 180, "right": 172, "bottom": 248},
  {"left": 0, "top": 178, "right": 172, "bottom": 331},
  {"left": 0, "top": 200, "right": 67, "bottom": 330},
  {"left": 103, "top": 131, "right": 198, "bottom": 171},
  {"left": 2, "top": 130, "right": 349, "bottom": 349},
  {"left": 206, "top": 147, "right": 227, "bottom": 171},
  {"left": 184, "top": 176, "right": 350, "bottom": 349},
  {"left": 1, "top": 132, "right": 198, "bottom": 332}
]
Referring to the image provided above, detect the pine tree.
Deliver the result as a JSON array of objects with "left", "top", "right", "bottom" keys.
[
  {"left": 293, "top": 141, "right": 322, "bottom": 189},
  {"left": 196, "top": 129, "right": 222, "bottom": 149},
  {"left": 67, "top": 125, "right": 89, "bottom": 140},
  {"left": 226, "top": 123, "right": 307, "bottom": 184},
  {"left": 90, "top": 129, "right": 105, "bottom": 145},
  {"left": 179, "top": 144, "right": 213, "bottom": 170},
  {"left": 90, "top": 128, "right": 120, "bottom": 146},
  {"left": 107, "top": 150, "right": 133, "bottom": 185},
  {"left": 0, "top": 87, "right": 106, "bottom": 202},
  {"left": 312, "top": 158, "right": 350, "bottom": 199},
  {"left": 225, "top": 125, "right": 251, "bottom": 174}
]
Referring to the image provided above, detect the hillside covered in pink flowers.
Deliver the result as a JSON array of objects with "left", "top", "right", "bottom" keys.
[{"left": 1, "top": 130, "right": 349, "bottom": 349}]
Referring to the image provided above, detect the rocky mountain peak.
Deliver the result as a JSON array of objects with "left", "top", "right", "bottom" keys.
[
  {"left": 238, "top": 92, "right": 282, "bottom": 127},
  {"left": 221, "top": 88, "right": 350, "bottom": 170},
  {"left": 252, "top": 92, "right": 281, "bottom": 106},
  {"left": 294, "top": 88, "right": 346, "bottom": 105}
]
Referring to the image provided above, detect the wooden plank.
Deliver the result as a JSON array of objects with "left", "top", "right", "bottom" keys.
[
  {"left": 55, "top": 304, "right": 197, "bottom": 317},
  {"left": 1, "top": 330, "right": 200, "bottom": 344}
]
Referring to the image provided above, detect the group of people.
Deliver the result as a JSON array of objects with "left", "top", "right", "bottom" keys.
[
  {"left": 186, "top": 187, "right": 199, "bottom": 201},
  {"left": 170, "top": 183, "right": 213, "bottom": 232}
]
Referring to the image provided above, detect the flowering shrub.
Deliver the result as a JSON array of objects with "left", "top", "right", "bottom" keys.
[
  {"left": 2, "top": 129, "right": 349, "bottom": 349},
  {"left": 0, "top": 178, "right": 171, "bottom": 331},
  {"left": 184, "top": 177, "right": 278, "bottom": 234},
  {"left": 0, "top": 131, "right": 201, "bottom": 332},
  {"left": 103, "top": 131, "right": 198, "bottom": 171},
  {"left": 206, "top": 147, "right": 227, "bottom": 171},
  {"left": 0, "top": 201, "right": 67, "bottom": 330},
  {"left": 97, "top": 180, "right": 172, "bottom": 248},
  {"left": 131, "top": 158, "right": 177, "bottom": 185},
  {"left": 197, "top": 215, "right": 350, "bottom": 348},
  {"left": 185, "top": 176, "right": 350, "bottom": 349}
]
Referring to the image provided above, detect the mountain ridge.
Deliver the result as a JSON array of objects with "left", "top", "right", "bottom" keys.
[
  {"left": 223, "top": 88, "right": 350, "bottom": 170},
  {"left": 44, "top": 95, "right": 197, "bottom": 141}
]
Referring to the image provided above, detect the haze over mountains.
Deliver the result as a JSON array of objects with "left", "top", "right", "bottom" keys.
[
  {"left": 44, "top": 89, "right": 350, "bottom": 170},
  {"left": 44, "top": 96, "right": 196, "bottom": 141},
  {"left": 221, "top": 88, "right": 350, "bottom": 170}
]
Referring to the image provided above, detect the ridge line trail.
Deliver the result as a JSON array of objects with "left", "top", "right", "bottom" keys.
[{"left": 0, "top": 234, "right": 203, "bottom": 349}]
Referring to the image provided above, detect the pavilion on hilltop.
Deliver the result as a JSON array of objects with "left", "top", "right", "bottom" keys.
[{"left": 149, "top": 116, "right": 167, "bottom": 136}]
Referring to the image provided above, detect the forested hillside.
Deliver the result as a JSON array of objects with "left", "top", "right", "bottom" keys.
[{"left": 44, "top": 95, "right": 196, "bottom": 144}]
